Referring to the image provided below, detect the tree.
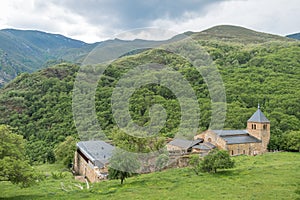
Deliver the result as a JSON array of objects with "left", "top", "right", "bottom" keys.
[
  {"left": 201, "top": 149, "right": 235, "bottom": 173},
  {"left": 54, "top": 136, "right": 78, "bottom": 167},
  {"left": 110, "top": 127, "right": 165, "bottom": 153},
  {"left": 0, "top": 125, "right": 41, "bottom": 187},
  {"left": 189, "top": 154, "right": 202, "bottom": 175},
  {"left": 26, "top": 138, "right": 55, "bottom": 164},
  {"left": 110, "top": 128, "right": 150, "bottom": 153},
  {"left": 108, "top": 149, "right": 140, "bottom": 184},
  {"left": 284, "top": 131, "right": 300, "bottom": 152}
]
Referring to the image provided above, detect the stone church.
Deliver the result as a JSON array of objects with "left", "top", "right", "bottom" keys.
[{"left": 194, "top": 105, "right": 270, "bottom": 156}]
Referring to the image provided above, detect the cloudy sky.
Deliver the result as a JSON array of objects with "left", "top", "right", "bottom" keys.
[{"left": 0, "top": 0, "right": 299, "bottom": 43}]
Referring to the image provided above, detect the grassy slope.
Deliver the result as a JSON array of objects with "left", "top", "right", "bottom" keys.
[{"left": 1, "top": 152, "right": 300, "bottom": 200}]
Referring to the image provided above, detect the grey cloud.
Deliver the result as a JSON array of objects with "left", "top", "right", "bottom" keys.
[
  {"left": 2, "top": 0, "right": 299, "bottom": 43},
  {"left": 47, "top": 0, "right": 229, "bottom": 29}
]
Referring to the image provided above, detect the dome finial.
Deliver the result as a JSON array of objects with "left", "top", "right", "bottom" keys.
[{"left": 258, "top": 103, "right": 260, "bottom": 109}]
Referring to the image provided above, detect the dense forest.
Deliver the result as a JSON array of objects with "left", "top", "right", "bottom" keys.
[{"left": 0, "top": 27, "right": 299, "bottom": 164}]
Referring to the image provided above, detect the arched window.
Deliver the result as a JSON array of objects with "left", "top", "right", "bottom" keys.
[
  {"left": 208, "top": 138, "right": 212, "bottom": 142},
  {"left": 252, "top": 124, "right": 256, "bottom": 130}
]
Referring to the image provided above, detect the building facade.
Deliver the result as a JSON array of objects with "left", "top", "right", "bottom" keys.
[{"left": 194, "top": 106, "right": 270, "bottom": 156}]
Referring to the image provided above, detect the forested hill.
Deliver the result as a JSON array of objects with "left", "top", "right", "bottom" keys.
[
  {"left": 0, "top": 25, "right": 297, "bottom": 87},
  {"left": 0, "top": 26, "right": 299, "bottom": 163}
]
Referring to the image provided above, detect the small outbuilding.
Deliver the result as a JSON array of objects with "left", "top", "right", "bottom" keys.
[{"left": 73, "top": 140, "right": 115, "bottom": 182}]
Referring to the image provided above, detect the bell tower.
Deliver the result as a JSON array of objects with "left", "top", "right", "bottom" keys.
[{"left": 247, "top": 104, "right": 270, "bottom": 153}]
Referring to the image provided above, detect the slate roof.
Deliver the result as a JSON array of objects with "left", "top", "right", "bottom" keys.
[
  {"left": 204, "top": 142, "right": 217, "bottom": 149},
  {"left": 210, "top": 130, "right": 261, "bottom": 144},
  {"left": 168, "top": 138, "right": 203, "bottom": 149},
  {"left": 192, "top": 142, "right": 216, "bottom": 150},
  {"left": 212, "top": 130, "right": 249, "bottom": 136},
  {"left": 77, "top": 141, "right": 115, "bottom": 168},
  {"left": 222, "top": 135, "right": 261, "bottom": 144},
  {"left": 248, "top": 108, "right": 270, "bottom": 123}
]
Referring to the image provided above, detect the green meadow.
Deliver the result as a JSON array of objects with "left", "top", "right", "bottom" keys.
[{"left": 1, "top": 152, "right": 300, "bottom": 200}]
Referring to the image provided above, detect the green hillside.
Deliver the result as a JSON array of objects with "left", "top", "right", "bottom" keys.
[
  {"left": 0, "top": 63, "right": 79, "bottom": 162},
  {"left": 192, "top": 25, "right": 293, "bottom": 43},
  {"left": 0, "top": 26, "right": 299, "bottom": 163},
  {"left": 0, "top": 48, "right": 31, "bottom": 85},
  {"left": 0, "top": 25, "right": 296, "bottom": 87},
  {"left": 0, "top": 28, "right": 165, "bottom": 86},
  {"left": 0, "top": 25, "right": 300, "bottom": 199},
  {"left": 2, "top": 29, "right": 85, "bottom": 49},
  {"left": 0, "top": 29, "right": 94, "bottom": 86},
  {"left": 1, "top": 152, "right": 300, "bottom": 200}
]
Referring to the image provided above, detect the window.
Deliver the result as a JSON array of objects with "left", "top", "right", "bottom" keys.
[
  {"left": 243, "top": 150, "right": 246, "bottom": 154},
  {"left": 252, "top": 124, "right": 257, "bottom": 130},
  {"left": 263, "top": 124, "right": 267, "bottom": 130},
  {"left": 208, "top": 138, "right": 212, "bottom": 142},
  {"left": 231, "top": 150, "right": 234, "bottom": 155}
]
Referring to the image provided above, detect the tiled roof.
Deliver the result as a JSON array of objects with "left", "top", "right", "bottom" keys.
[
  {"left": 77, "top": 141, "right": 115, "bottom": 168},
  {"left": 248, "top": 108, "right": 270, "bottom": 123},
  {"left": 168, "top": 138, "right": 203, "bottom": 149}
]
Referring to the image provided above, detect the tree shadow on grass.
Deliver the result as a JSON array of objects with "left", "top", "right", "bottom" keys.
[
  {"left": 0, "top": 195, "right": 45, "bottom": 200},
  {"left": 212, "top": 169, "right": 242, "bottom": 177}
]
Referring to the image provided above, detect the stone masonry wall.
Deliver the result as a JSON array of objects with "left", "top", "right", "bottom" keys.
[
  {"left": 226, "top": 143, "right": 263, "bottom": 156},
  {"left": 247, "top": 122, "right": 270, "bottom": 153}
]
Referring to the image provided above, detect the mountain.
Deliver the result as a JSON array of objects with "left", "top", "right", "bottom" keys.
[
  {"left": 191, "top": 25, "right": 293, "bottom": 43},
  {"left": 0, "top": 29, "right": 95, "bottom": 86},
  {"left": 0, "top": 29, "right": 166, "bottom": 86},
  {"left": 1, "top": 29, "right": 85, "bottom": 50},
  {"left": 0, "top": 30, "right": 299, "bottom": 163},
  {"left": 286, "top": 32, "right": 300, "bottom": 40},
  {"left": 0, "top": 25, "right": 297, "bottom": 86}
]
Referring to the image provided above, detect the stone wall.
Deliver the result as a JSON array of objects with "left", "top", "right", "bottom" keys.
[
  {"left": 194, "top": 130, "right": 226, "bottom": 149},
  {"left": 167, "top": 144, "right": 188, "bottom": 154},
  {"left": 167, "top": 144, "right": 185, "bottom": 152},
  {"left": 167, "top": 155, "right": 191, "bottom": 169},
  {"left": 73, "top": 150, "right": 108, "bottom": 183},
  {"left": 247, "top": 122, "right": 270, "bottom": 153},
  {"left": 226, "top": 143, "right": 262, "bottom": 156},
  {"left": 74, "top": 151, "right": 86, "bottom": 176}
]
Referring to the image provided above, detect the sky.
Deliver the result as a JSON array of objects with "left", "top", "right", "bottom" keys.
[{"left": 0, "top": 0, "right": 299, "bottom": 43}]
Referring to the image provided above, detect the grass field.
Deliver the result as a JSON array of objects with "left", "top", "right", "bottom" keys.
[{"left": 1, "top": 152, "right": 300, "bottom": 200}]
